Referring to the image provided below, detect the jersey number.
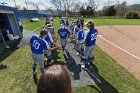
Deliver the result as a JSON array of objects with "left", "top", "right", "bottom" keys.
[
  {"left": 32, "top": 40, "right": 40, "bottom": 49},
  {"left": 81, "top": 33, "right": 84, "bottom": 38},
  {"left": 91, "top": 33, "right": 97, "bottom": 41}
]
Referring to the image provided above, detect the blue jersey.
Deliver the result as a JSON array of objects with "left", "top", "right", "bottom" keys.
[
  {"left": 30, "top": 34, "right": 49, "bottom": 54},
  {"left": 60, "top": 19, "right": 65, "bottom": 24},
  {"left": 85, "top": 29, "right": 98, "bottom": 47},
  {"left": 44, "top": 35, "right": 53, "bottom": 45},
  {"left": 74, "top": 26, "right": 79, "bottom": 38},
  {"left": 70, "top": 22, "right": 74, "bottom": 28},
  {"left": 74, "top": 26, "right": 79, "bottom": 34},
  {"left": 77, "top": 30, "right": 84, "bottom": 41},
  {"left": 65, "top": 19, "right": 69, "bottom": 25},
  {"left": 58, "top": 28, "right": 70, "bottom": 38}
]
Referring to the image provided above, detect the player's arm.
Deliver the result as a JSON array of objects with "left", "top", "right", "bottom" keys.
[
  {"left": 51, "top": 41, "right": 57, "bottom": 47},
  {"left": 48, "top": 45, "right": 60, "bottom": 51},
  {"left": 79, "top": 33, "right": 87, "bottom": 45},
  {"left": 72, "top": 29, "right": 76, "bottom": 39},
  {"left": 44, "top": 40, "right": 61, "bottom": 51},
  {"left": 67, "top": 29, "right": 70, "bottom": 38},
  {"left": 79, "top": 36, "right": 86, "bottom": 44},
  {"left": 79, "top": 41, "right": 85, "bottom": 44}
]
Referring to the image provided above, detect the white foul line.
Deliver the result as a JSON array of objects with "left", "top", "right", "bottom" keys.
[
  {"left": 98, "top": 35, "right": 140, "bottom": 61},
  {"left": 32, "top": 25, "right": 43, "bottom": 32}
]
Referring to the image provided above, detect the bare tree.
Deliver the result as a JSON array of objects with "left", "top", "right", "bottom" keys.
[
  {"left": 116, "top": 1, "right": 127, "bottom": 16},
  {"left": 72, "top": 1, "right": 81, "bottom": 17},
  {"left": 0, "top": 2, "right": 8, "bottom": 6},
  {"left": 24, "top": 0, "right": 28, "bottom": 10},
  {"left": 120, "top": 1, "right": 127, "bottom": 16},
  {"left": 88, "top": 0, "right": 96, "bottom": 16},
  {"left": 51, "top": 0, "right": 82, "bottom": 16},
  {"left": 61, "top": 0, "right": 76, "bottom": 16},
  {"left": 47, "top": 7, "right": 55, "bottom": 16},
  {"left": 50, "top": 0, "right": 62, "bottom": 17},
  {"left": 95, "top": 0, "right": 101, "bottom": 10},
  {"left": 88, "top": 0, "right": 96, "bottom": 7}
]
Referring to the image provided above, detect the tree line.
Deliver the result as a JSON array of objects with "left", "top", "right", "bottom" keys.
[{"left": 50, "top": 0, "right": 140, "bottom": 18}]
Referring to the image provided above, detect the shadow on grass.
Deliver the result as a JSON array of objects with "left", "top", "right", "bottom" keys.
[
  {"left": 87, "top": 64, "right": 119, "bottom": 93},
  {"left": 64, "top": 50, "right": 81, "bottom": 80},
  {"left": 44, "top": 49, "right": 66, "bottom": 69},
  {"left": 33, "top": 74, "right": 38, "bottom": 85},
  {"left": 0, "top": 39, "right": 21, "bottom": 70}
]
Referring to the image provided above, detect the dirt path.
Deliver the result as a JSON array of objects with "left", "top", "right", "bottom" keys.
[{"left": 96, "top": 25, "right": 140, "bottom": 79}]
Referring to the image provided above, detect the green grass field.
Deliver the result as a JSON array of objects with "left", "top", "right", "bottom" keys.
[
  {"left": 1, "top": 18, "right": 140, "bottom": 93},
  {"left": 22, "top": 18, "right": 140, "bottom": 32}
]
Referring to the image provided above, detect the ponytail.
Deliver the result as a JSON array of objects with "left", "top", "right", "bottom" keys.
[
  {"left": 85, "top": 20, "right": 94, "bottom": 31},
  {"left": 39, "top": 30, "right": 48, "bottom": 39}
]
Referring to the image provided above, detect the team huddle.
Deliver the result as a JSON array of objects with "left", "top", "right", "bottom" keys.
[{"left": 29, "top": 17, "right": 98, "bottom": 76}]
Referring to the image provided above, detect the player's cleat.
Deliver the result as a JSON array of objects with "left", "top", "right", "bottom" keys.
[
  {"left": 89, "top": 65, "right": 92, "bottom": 69},
  {"left": 0, "top": 64, "right": 7, "bottom": 70},
  {"left": 81, "top": 64, "right": 87, "bottom": 70},
  {"left": 80, "top": 54, "right": 84, "bottom": 59},
  {"left": 76, "top": 52, "right": 80, "bottom": 55},
  {"left": 44, "top": 58, "right": 48, "bottom": 61},
  {"left": 88, "top": 62, "right": 93, "bottom": 68},
  {"left": 33, "top": 71, "right": 37, "bottom": 76}
]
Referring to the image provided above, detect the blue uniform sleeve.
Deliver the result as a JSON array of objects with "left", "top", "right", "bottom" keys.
[
  {"left": 43, "top": 40, "right": 50, "bottom": 50},
  {"left": 30, "top": 37, "right": 32, "bottom": 44},
  {"left": 67, "top": 29, "right": 70, "bottom": 38},
  {"left": 58, "top": 29, "right": 60, "bottom": 35},
  {"left": 30, "top": 35, "right": 35, "bottom": 45},
  {"left": 44, "top": 36, "right": 48, "bottom": 41},
  {"left": 67, "top": 29, "right": 70, "bottom": 35}
]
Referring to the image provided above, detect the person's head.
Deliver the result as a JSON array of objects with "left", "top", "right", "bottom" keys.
[
  {"left": 39, "top": 30, "right": 48, "bottom": 39},
  {"left": 37, "top": 65, "right": 72, "bottom": 93},
  {"left": 45, "top": 21, "right": 50, "bottom": 25},
  {"left": 44, "top": 24, "right": 53, "bottom": 32},
  {"left": 77, "top": 24, "right": 81, "bottom": 30},
  {"left": 74, "top": 21, "right": 77, "bottom": 26},
  {"left": 60, "top": 24, "right": 65, "bottom": 30},
  {"left": 85, "top": 20, "right": 94, "bottom": 31}
]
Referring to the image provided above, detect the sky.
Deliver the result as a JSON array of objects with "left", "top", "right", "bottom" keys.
[{"left": 0, "top": 0, "right": 140, "bottom": 10}]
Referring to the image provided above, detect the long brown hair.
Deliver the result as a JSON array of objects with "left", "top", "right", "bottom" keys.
[
  {"left": 86, "top": 20, "right": 94, "bottom": 30},
  {"left": 37, "top": 65, "right": 72, "bottom": 93},
  {"left": 39, "top": 30, "right": 48, "bottom": 39}
]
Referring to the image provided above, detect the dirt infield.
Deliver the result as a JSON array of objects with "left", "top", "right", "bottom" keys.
[{"left": 96, "top": 25, "right": 140, "bottom": 79}]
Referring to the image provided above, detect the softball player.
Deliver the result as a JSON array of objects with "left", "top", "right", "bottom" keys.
[
  {"left": 44, "top": 35, "right": 53, "bottom": 64},
  {"left": 43, "top": 25, "right": 57, "bottom": 64},
  {"left": 72, "top": 24, "right": 79, "bottom": 49},
  {"left": 57, "top": 24, "right": 70, "bottom": 53},
  {"left": 30, "top": 30, "right": 60, "bottom": 76},
  {"left": 65, "top": 18, "right": 69, "bottom": 27},
  {"left": 60, "top": 18, "right": 65, "bottom": 24},
  {"left": 76, "top": 25, "right": 84, "bottom": 56},
  {"left": 80, "top": 20, "right": 98, "bottom": 69},
  {"left": 70, "top": 20, "right": 74, "bottom": 33}
]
